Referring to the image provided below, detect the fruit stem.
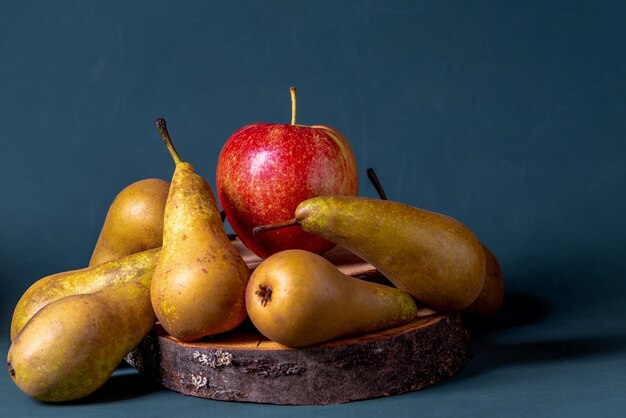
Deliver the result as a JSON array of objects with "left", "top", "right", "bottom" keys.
[
  {"left": 290, "top": 87, "right": 297, "bottom": 125},
  {"left": 156, "top": 117, "right": 183, "bottom": 165},
  {"left": 367, "top": 167, "right": 388, "bottom": 200},
  {"left": 252, "top": 218, "right": 300, "bottom": 235}
]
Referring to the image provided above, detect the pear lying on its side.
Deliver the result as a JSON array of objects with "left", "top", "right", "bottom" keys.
[
  {"left": 10, "top": 247, "right": 160, "bottom": 341},
  {"left": 89, "top": 178, "right": 169, "bottom": 266},
  {"left": 246, "top": 249, "right": 417, "bottom": 347},
  {"left": 7, "top": 275, "right": 156, "bottom": 402},
  {"left": 255, "top": 196, "right": 485, "bottom": 312}
]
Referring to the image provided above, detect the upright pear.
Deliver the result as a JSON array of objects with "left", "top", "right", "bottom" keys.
[
  {"left": 151, "top": 118, "right": 250, "bottom": 341},
  {"left": 246, "top": 249, "right": 417, "bottom": 347},
  {"left": 7, "top": 274, "right": 156, "bottom": 402},
  {"left": 89, "top": 178, "right": 169, "bottom": 266},
  {"left": 255, "top": 196, "right": 485, "bottom": 312},
  {"left": 10, "top": 247, "right": 160, "bottom": 341}
]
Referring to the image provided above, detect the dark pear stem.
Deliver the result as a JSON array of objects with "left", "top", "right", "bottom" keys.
[
  {"left": 156, "top": 117, "right": 183, "bottom": 166},
  {"left": 290, "top": 87, "right": 297, "bottom": 125},
  {"left": 367, "top": 167, "right": 388, "bottom": 200},
  {"left": 252, "top": 218, "right": 300, "bottom": 235}
]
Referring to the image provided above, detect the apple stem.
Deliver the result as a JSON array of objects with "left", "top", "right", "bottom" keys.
[
  {"left": 156, "top": 117, "right": 183, "bottom": 166},
  {"left": 367, "top": 167, "right": 388, "bottom": 200},
  {"left": 290, "top": 87, "right": 297, "bottom": 125},
  {"left": 252, "top": 218, "right": 300, "bottom": 235}
]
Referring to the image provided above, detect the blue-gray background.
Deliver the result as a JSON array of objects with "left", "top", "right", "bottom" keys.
[{"left": 1, "top": 1, "right": 625, "bottom": 417}]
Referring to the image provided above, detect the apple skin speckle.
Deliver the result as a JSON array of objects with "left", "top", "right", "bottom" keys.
[{"left": 216, "top": 122, "right": 358, "bottom": 259}]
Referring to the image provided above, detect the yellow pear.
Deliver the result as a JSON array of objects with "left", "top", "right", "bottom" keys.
[
  {"left": 10, "top": 248, "right": 160, "bottom": 341},
  {"left": 255, "top": 196, "right": 485, "bottom": 311},
  {"left": 7, "top": 274, "right": 155, "bottom": 402},
  {"left": 246, "top": 249, "right": 417, "bottom": 347},
  {"left": 89, "top": 178, "right": 169, "bottom": 266},
  {"left": 151, "top": 118, "right": 250, "bottom": 341}
]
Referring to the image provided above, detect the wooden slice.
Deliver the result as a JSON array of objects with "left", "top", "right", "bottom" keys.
[
  {"left": 125, "top": 240, "right": 472, "bottom": 405},
  {"left": 126, "top": 311, "right": 470, "bottom": 405}
]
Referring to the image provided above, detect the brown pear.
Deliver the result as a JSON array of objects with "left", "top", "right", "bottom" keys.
[
  {"left": 151, "top": 118, "right": 250, "bottom": 341},
  {"left": 89, "top": 178, "right": 169, "bottom": 266},
  {"left": 10, "top": 248, "right": 160, "bottom": 341},
  {"left": 464, "top": 245, "right": 505, "bottom": 318},
  {"left": 7, "top": 274, "right": 155, "bottom": 402},
  {"left": 246, "top": 249, "right": 417, "bottom": 347},
  {"left": 255, "top": 196, "right": 485, "bottom": 312}
]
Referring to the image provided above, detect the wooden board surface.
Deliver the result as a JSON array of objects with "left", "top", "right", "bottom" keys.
[
  {"left": 125, "top": 240, "right": 473, "bottom": 405},
  {"left": 126, "top": 311, "right": 471, "bottom": 405}
]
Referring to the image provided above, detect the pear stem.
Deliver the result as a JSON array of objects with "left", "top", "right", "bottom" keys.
[
  {"left": 252, "top": 218, "right": 300, "bottom": 235},
  {"left": 156, "top": 117, "right": 183, "bottom": 166},
  {"left": 367, "top": 167, "right": 388, "bottom": 200},
  {"left": 290, "top": 87, "right": 297, "bottom": 125}
]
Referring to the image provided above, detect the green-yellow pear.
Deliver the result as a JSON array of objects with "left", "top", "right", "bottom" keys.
[
  {"left": 246, "top": 249, "right": 417, "bottom": 347},
  {"left": 151, "top": 118, "right": 250, "bottom": 341},
  {"left": 89, "top": 178, "right": 169, "bottom": 266},
  {"left": 7, "top": 274, "right": 155, "bottom": 402},
  {"left": 255, "top": 196, "right": 485, "bottom": 312},
  {"left": 464, "top": 245, "right": 505, "bottom": 318},
  {"left": 10, "top": 248, "right": 160, "bottom": 341}
]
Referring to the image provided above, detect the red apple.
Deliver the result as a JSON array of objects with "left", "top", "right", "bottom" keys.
[{"left": 216, "top": 88, "right": 358, "bottom": 259}]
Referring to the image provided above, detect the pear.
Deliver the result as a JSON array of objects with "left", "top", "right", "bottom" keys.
[
  {"left": 246, "top": 249, "right": 417, "bottom": 347},
  {"left": 255, "top": 196, "right": 485, "bottom": 312},
  {"left": 89, "top": 178, "right": 169, "bottom": 266},
  {"left": 10, "top": 248, "right": 160, "bottom": 341},
  {"left": 151, "top": 118, "right": 250, "bottom": 341},
  {"left": 7, "top": 274, "right": 155, "bottom": 402},
  {"left": 464, "top": 245, "right": 505, "bottom": 318}
]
